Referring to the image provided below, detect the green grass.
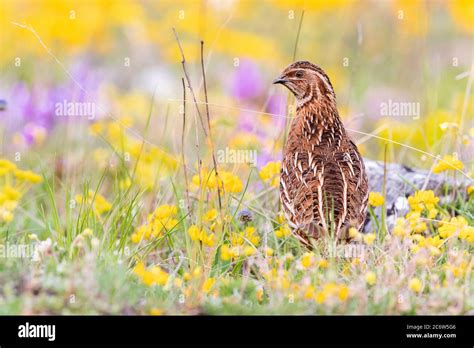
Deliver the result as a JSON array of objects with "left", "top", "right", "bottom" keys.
[{"left": 1, "top": 144, "right": 472, "bottom": 315}]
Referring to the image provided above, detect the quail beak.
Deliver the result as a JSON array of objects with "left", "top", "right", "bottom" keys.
[{"left": 272, "top": 76, "right": 288, "bottom": 85}]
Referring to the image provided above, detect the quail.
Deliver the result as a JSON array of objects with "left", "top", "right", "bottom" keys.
[{"left": 273, "top": 61, "right": 368, "bottom": 242}]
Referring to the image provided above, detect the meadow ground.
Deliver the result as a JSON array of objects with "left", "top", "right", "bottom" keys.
[{"left": 0, "top": 0, "right": 473, "bottom": 315}]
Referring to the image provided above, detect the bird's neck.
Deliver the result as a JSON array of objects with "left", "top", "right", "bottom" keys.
[
  {"left": 291, "top": 98, "right": 347, "bottom": 149},
  {"left": 298, "top": 93, "right": 342, "bottom": 126}
]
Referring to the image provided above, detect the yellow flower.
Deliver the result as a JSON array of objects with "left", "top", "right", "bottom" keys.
[
  {"left": 231, "top": 232, "right": 244, "bottom": 246},
  {"left": 412, "top": 212, "right": 428, "bottom": 233},
  {"left": 315, "top": 291, "right": 326, "bottom": 304},
  {"left": 75, "top": 191, "right": 112, "bottom": 215},
  {"left": 407, "top": 190, "right": 439, "bottom": 211},
  {"left": 264, "top": 247, "right": 274, "bottom": 256},
  {"left": 229, "top": 226, "right": 260, "bottom": 248},
  {"left": 188, "top": 225, "right": 201, "bottom": 241},
  {"left": 188, "top": 225, "right": 214, "bottom": 246},
  {"left": 338, "top": 286, "right": 349, "bottom": 302},
  {"left": 433, "top": 154, "right": 464, "bottom": 174},
  {"left": 348, "top": 227, "right": 358, "bottom": 238},
  {"left": 300, "top": 252, "right": 314, "bottom": 269},
  {"left": 119, "top": 177, "right": 132, "bottom": 190},
  {"left": 256, "top": 287, "right": 264, "bottom": 302},
  {"left": 153, "top": 204, "right": 177, "bottom": 220},
  {"left": 243, "top": 226, "right": 260, "bottom": 246},
  {"left": 132, "top": 204, "right": 179, "bottom": 243},
  {"left": 438, "top": 216, "right": 470, "bottom": 239},
  {"left": 393, "top": 218, "right": 409, "bottom": 237},
  {"left": 2, "top": 186, "right": 21, "bottom": 201},
  {"left": 220, "top": 172, "right": 243, "bottom": 193},
  {"left": 134, "top": 262, "right": 169, "bottom": 287},
  {"left": 449, "top": 0, "right": 474, "bottom": 33},
  {"left": 0, "top": 159, "right": 16, "bottom": 172},
  {"left": 14, "top": 169, "right": 43, "bottom": 183},
  {"left": 94, "top": 195, "right": 112, "bottom": 215},
  {"left": 259, "top": 161, "right": 281, "bottom": 187},
  {"left": 131, "top": 224, "right": 149, "bottom": 243},
  {"left": 192, "top": 169, "right": 243, "bottom": 193},
  {"left": 201, "top": 232, "right": 215, "bottom": 247},
  {"left": 220, "top": 245, "right": 233, "bottom": 261},
  {"left": 446, "top": 261, "right": 468, "bottom": 278},
  {"left": 158, "top": 218, "right": 179, "bottom": 235},
  {"left": 409, "top": 277, "right": 423, "bottom": 293},
  {"left": 130, "top": 233, "right": 140, "bottom": 243},
  {"left": 365, "top": 271, "right": 377, "bottom": 286},
  {"left": 368, "top": 192, "right": 384, "bottom": 207},
  {"left": 148, "top": 265, "right": 169, "bottom": 286},
  {"left": 243, "top": 245, "right": 256, "bottom": 256},
  {"left": 276, "top": 213, "right": 286, "bottom": 224},
  {"left": 202, "top": 278, "right": 216, "bottom": 294},
  {"left": 191, "top": 173, "right": 202, "bottom": 188},
  {"left": 428, "top": 208, "right": 438, "bottom": 219},
  {"left": 363, "top": 233, "right": 376, "bottom": 245},
  {"left": 202, "top": 208, "right": 218, "bottom": 223},
  {"left": 426, "top": 235, "right": 443, "bottom": 248},
  {"left": 275, "top": 224, "right": 291, "bottom": 238},
  {"left": 149, "top": 308, "right": 163, "bottom": 315},
  {"left": 133, "top": 262, "right": 147, "bottom": 278},
  {"left": 318, "top": 259, "right": 329, "bottom": 269},
  {"left": 459, "top": 225, "right": 474, "bottom": 243},
  {"left": 304, "top": 285, "right": 315, "bottom": 300},
  {"left": 467, "top": 186, "right": 474, "bottom": 195},
  {"left": 348, "top": 227, "right": 362, "bottom": 241},
  {"left": 89, "top": 122, "right": 104, "bottom": 136}
]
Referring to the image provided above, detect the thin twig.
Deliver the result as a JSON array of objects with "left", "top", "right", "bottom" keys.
[
  {"left": 282, "top": 9, "right": 305, "bottom": 152},
  {"left": 172, "top": 28, "right": 208, "bottom": 136},
  {"left": 200, "top": 40, "right": 223, "bottom": 212},
  {"left": 181, "top": 78, "right": 192, "bottom": 216},
  {"left": 292, "top": 10, "right": 305, "bottom": 61},
  {"left": 172, "top": 28, "right": 203, "bottom": 194},
  {"left": 381, "top": 143, "right": 388, "bottom": 237}
]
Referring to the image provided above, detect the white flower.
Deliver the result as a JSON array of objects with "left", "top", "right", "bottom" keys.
[
  {"left": 395, "top": 196, "right": 409, "bottom": 211},
  {"left": 31, "top": 238, "right": 52, "bottom": 262}
]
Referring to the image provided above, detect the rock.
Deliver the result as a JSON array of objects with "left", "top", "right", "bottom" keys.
[{"left": 362, "top": 159, "right": 470, "bottom": 232}]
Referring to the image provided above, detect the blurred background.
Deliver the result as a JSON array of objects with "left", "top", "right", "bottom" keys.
[{"left": 0, "top": 0, "right": 472, "bottom": 178}]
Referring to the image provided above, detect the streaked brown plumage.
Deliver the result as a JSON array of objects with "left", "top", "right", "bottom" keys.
[{"left": 274, "top": 61, "right": 368, "bottom": 242}]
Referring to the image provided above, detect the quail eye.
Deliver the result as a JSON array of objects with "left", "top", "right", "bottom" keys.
[{"left": 295, "top": 71, "right": 303, "bottom": 78}]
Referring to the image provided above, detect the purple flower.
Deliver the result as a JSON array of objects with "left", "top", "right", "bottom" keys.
[
  {"left": 229, "top": 59, "right": 263, "bottom": 101},
  {"left": 0, "top": 59, "right": 102, "bottom": 146}
]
